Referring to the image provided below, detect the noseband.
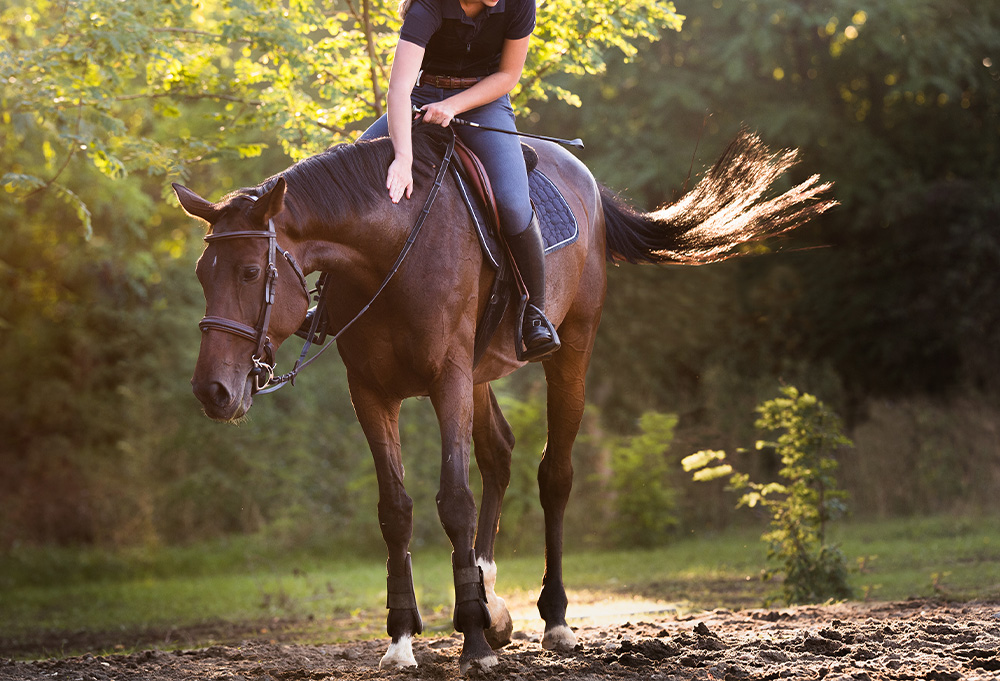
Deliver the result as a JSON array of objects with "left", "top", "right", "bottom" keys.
[{"left": 199, "top": 200, "right": 309, "bottom": 393}]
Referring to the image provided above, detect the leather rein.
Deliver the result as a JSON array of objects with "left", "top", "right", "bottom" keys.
[{"left": 199, "top": 129, "right": 457, "bottom": 395}]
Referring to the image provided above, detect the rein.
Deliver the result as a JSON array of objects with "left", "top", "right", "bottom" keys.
[{"left": 203, "top": 128, "right": 458, "bottom": 395}]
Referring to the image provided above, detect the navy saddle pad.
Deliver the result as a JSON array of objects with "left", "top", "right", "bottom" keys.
[{"left": 451, "top": 164, "right": 579, "bottom": 268}]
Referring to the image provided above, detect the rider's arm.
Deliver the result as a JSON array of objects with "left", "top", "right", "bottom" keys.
[{"left": 385, "top": 39, "right": 425, "bottom": 203}]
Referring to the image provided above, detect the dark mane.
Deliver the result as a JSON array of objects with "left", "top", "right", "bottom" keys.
[{"left": 231, "top": 125, "right": 453, "bottom": 226}]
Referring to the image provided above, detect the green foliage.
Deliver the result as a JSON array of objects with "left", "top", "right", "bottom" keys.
[
  {"left": 607, "top": 411, "right": 680, "bottom": 547},
  {"left": 1, "top": 0, "right": 680, "bottom": 231},
  {"left": 684, "top": 386, "right": 853, "bottom": 604}
]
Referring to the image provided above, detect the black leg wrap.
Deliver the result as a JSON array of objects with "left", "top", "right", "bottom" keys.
[
  {"left": 386, "top": 553, "right": 422, "bottom": 635},
  {"left": 452, "top": 551, "right": 491, "bottom": 633}
]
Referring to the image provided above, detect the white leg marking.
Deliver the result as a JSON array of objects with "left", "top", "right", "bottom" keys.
[
  {"left": 459, "top": 653, "right": 499, "bottom": 676},
  {"left": 542, "top": 624, "right": 577, "bottom": 652},
  {"left": 476, "top": 558, "right": 505, "bottom": 623},
  {"left": 477, "top": 558, "right": 514, "bottom": 650},
  {"left": 379, "top": 635, "right": 417, "bottom": 669}
]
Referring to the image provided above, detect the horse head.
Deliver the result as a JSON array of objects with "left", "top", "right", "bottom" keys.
[{"left": 172, "top": 178, "right": 310, "bottom": 422}]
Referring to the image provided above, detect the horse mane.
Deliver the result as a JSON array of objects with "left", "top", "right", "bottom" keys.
[{"left": 228, "top": 124, "right": 453, "bottom": 228}]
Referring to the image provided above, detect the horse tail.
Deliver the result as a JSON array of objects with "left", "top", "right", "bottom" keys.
[{"left": 601, "top": 128, "right": 837, "bottom": 265}]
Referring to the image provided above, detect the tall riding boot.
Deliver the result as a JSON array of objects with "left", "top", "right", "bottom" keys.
[{"left": 506, "top": 214, "right": 561, "bottom": 362}]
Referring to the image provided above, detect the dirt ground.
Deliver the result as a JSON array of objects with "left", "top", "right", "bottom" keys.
[{"left": 3, "top": 599, "right": 999, "bottom": 681}]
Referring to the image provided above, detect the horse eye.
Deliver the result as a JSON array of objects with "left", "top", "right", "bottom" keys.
[{"left": 242, "top": 265, "right": 261, "bottom": 282}]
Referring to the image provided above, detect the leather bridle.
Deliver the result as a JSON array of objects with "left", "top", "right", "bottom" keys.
[{"left": 198, "top": 197, "right": 309, "bottom": 393}]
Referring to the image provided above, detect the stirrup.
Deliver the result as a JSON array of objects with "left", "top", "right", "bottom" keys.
[{"left": 516, "top": 303, "right": 561, "bottom": 362}]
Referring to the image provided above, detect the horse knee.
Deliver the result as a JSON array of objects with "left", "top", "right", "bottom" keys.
[
  {"left": 436, "top": 485, "right": 477, "bottom": 541},
  {"left": 378, "top": 492, "right": 414, "bottom": 547}
]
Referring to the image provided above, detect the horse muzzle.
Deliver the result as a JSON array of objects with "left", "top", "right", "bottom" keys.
[{"left": 192, "top": 373, "right": 255, "bottom": 422}]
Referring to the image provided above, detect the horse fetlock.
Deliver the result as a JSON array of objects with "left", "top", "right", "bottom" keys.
[{"left": 536, "top": 582, "right": 569, "bottom": 623}]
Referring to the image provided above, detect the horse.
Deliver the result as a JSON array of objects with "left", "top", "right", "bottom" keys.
[{"left": 172, "top": 122, "right": 833, "bottom": 674}]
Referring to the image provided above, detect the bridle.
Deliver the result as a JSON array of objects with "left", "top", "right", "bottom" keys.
[
  {"left": 198, "top": 198, "right": 310, "bottom": 393},
  {"left": 198, "top": 128, "right": 456, "bottom": 395}
]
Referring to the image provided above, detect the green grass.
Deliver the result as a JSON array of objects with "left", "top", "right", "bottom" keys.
[{"left": 1, "top": 514, "right": 998, "bottom": 659}]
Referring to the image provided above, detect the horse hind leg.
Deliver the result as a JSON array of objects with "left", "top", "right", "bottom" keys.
[
  {"left": 472, "top": 383, "right": 515, "bottom": 650},
  {"left": 536, "top": 327, "right": 597, "bottom": 653}
]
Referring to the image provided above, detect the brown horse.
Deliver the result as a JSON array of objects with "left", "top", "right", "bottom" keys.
[{"left": 173, "top": 123, "right": 833, "bottom": 673}]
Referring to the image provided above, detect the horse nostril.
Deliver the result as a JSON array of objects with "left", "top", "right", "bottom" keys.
[{"left": 193, "top": 380, "right": 231, "bottom": 409}]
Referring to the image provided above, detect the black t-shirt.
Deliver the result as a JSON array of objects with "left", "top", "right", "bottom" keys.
[{"left": 400, "top": 0, "right": 536, "bottom": 77}]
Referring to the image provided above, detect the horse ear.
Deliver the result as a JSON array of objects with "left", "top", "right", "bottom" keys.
[
  {"left": 251, "top": 177, "right": 286, "bottom": 225},
  {"left": 172, "top": 183, "right": 223, "bottom": 224}
]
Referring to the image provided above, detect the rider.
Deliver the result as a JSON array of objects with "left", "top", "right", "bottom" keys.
[{"left": 301, "top": 0, "right": 560, "bottom": 362}]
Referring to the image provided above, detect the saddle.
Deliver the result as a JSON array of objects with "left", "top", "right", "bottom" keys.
[{"left": 449, "top": 138, "right": 579, "bottom": 367}]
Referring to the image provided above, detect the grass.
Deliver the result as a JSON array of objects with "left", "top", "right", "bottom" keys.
[{"left": 1, "top": 514, "right": 998, "bottom": 659}]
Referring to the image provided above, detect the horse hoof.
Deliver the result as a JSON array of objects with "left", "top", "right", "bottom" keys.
[
  {"left": 484, "top": 606, "right": 513, "bottom": 650},
  {"left": 459, "top": 653, "right": 499, "bottom": 676},
  {"left": 541, "top": 625, "right": 577, "bottom": 652},
  {"left": 379, "top": 636, "right": 418, "bottom": 669}
]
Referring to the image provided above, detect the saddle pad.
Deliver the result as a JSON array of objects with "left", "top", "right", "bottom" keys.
[{"left": 453, "top": 167, "right": 579, "bottom": 269}]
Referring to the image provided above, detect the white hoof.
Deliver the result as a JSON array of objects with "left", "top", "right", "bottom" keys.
[
  {"left": 379, "top": 635, "right": 418, "bottom": 669},
  {"left": 541, "top": 625, "right": 577, "bottom": 652},
  {"left": 459, "top": 653, "right": 499, "bottom": 676}
]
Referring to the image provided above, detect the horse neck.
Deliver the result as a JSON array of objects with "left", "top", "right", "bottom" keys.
[{"left": 283, "top": 194, "right": 419, "bottom": 280}]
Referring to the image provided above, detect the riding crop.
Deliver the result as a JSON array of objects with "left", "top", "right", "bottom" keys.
[{"left": 413, "top": 106, "right": 584, "bottom": 149}]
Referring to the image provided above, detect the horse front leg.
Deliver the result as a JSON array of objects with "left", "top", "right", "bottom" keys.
[
  {"left": 348, "top": 380, "right": 421, "bottom": 669},
  {"left": 431, "top": 376, "right": 496, "bottom": 674},
  {"left": 472, "top": 382, "right": 515, "bottom": 650}
]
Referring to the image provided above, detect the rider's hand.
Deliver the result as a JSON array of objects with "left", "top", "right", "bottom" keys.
[
  {"left": 387, "top": 156, "right": 413, "bottom": 203},
  {"left": 419, "top": 100, "right": 457, "bottom": 128}
]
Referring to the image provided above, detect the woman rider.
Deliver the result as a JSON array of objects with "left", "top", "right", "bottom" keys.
[{"left": 359, "top": 0, "right": 560, "bottom": 361}]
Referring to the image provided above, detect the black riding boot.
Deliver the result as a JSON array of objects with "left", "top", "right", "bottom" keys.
[{"left": 506, "top": 214, "right": 561, "bottom": 362}]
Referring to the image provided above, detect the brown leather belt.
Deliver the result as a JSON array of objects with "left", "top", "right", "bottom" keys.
[{"left": 418, "top": 72, "right": 484, "bottom": 89}]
